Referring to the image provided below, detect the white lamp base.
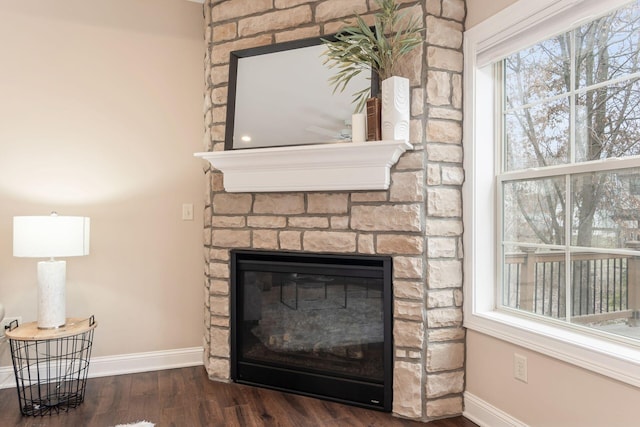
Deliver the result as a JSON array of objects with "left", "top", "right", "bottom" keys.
[{"left": 37, "top": 260, "right": 66, "bottom": 329}]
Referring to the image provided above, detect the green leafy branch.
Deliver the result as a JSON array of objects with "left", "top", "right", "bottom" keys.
[{"left": 322, "top": 0, "right": 424, "bottom": 112}]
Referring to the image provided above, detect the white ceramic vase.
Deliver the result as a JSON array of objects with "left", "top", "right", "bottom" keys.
[{"left": 381, "top": 76, "right": 410, "bottom": 142}]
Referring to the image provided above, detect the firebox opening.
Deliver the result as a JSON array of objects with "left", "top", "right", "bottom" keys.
[{"left": 230, "top": 249, "right": 393, "bottom": 411}]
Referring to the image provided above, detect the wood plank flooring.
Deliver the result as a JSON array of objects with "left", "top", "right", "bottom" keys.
[{"left": 0, "top": 366, "right": 478, "bottom": 426}]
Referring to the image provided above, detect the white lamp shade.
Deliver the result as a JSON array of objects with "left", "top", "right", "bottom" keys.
[{"left": 13, "top": 215, "right": 90, "bottom": 258}]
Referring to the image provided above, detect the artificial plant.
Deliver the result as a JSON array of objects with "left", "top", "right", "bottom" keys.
[{"left": 322, "top": 0, "right": 423, "bottom": 112}]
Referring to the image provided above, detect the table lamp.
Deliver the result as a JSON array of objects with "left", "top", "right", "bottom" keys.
[{"left": 13, "top": 213, "right": 90, "bottom": 329}]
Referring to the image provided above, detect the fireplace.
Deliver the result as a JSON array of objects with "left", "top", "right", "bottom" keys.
[{"left": 230, "top": 250, "right": 393, "bottom": 411}]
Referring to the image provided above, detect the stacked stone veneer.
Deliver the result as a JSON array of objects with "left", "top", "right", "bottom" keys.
[{"left": 201, "top": 0, "right": 466, "bottom": 421}]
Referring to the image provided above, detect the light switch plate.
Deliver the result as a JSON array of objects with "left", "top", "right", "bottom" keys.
[{"left": 182, "top": 203, "right": 194, "bottom": 221}]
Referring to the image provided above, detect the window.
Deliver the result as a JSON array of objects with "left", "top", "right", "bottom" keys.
[
  {"left": 501, "top": 0, "right": 640, "bottom": 337},
  {"left": 464, "top": 0, "right": 640, "bottom": 387}
]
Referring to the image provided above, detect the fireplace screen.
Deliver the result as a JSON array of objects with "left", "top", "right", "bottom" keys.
[{"left": 231, "top": 250, "right": 392, "bottom": 411}]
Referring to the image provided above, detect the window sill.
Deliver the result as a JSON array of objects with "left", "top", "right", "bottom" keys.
[{"left": 464, "top": 309, "right": 640, "bottom": 388}]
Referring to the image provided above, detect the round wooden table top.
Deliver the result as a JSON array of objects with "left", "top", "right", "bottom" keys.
[{"left": 5, "top": 317, "right": 97, "bottom": 341}]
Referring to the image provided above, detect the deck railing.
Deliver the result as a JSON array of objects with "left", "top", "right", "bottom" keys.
[{"left": 503, "top": 251, "right": 639, "bottom": 319}]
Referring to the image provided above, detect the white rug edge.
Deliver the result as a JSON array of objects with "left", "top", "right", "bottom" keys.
[{"left": 113, "top": 422, "right": 155, "bottom": 427}]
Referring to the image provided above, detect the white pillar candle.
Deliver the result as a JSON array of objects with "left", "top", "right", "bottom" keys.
[{"left": 351, "top": 113, "right": 366, "bottom": 143}]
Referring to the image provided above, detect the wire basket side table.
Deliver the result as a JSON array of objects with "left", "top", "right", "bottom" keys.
[{"left": 5, "top": 316, "right": 97, "bottom": 417}]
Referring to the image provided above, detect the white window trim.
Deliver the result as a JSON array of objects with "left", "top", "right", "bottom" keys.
[{"left": 463, "top": 0, "right": 640, "bottom": 388}]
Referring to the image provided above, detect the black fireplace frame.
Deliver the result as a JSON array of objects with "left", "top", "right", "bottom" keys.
[{"left": 230, "top": 249, "right": 393, "bottom": 412}]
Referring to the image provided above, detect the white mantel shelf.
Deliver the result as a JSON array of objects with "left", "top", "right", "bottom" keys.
[{"left": 194, "top": 140, "right": 413, "bottom": 193}]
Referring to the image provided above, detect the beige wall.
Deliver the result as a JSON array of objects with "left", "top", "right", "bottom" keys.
[
  {"left": 465, "top": 1, "right": 640, "bottom": 426},
  {"left": 467, "top": 332, "right": 639, "bottom": 426},
  {"left": 0, "top": 0, "right": 204, "bottom": 365},
  {"left": 466, "top": 0, "right": 516, "bottom": 28}
]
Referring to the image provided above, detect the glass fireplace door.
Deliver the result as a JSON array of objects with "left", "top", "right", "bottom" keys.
[{"left": 231, "top": 250, "right": 392, "bottom": 411}]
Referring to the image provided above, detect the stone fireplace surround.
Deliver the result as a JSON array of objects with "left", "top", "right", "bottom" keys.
[{"left": 201, "top": 0, "right": 466, "bottom": 422}]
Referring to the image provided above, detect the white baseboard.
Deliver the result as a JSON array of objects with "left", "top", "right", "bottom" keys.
[
  {"left": 0, "top": 366, "right": 14, "bottom": 389},
  {"left": 463, "top": 392, "right": 528, "bottom": 427},
  {"left": 0, "top": 347, "right": 204, "bottom": 390}
]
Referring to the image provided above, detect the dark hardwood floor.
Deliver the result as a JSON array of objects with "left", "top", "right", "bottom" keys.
[{"left": 0, "top": 366, "right": 478, "bottom": 427}]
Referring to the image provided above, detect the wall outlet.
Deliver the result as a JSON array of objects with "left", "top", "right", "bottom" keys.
[
  {"left": 514, "top": 353, "right": 528, "bottom": 383},
  {"left": 1, "top": 317, "right": 22, "bottom": 337}
]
